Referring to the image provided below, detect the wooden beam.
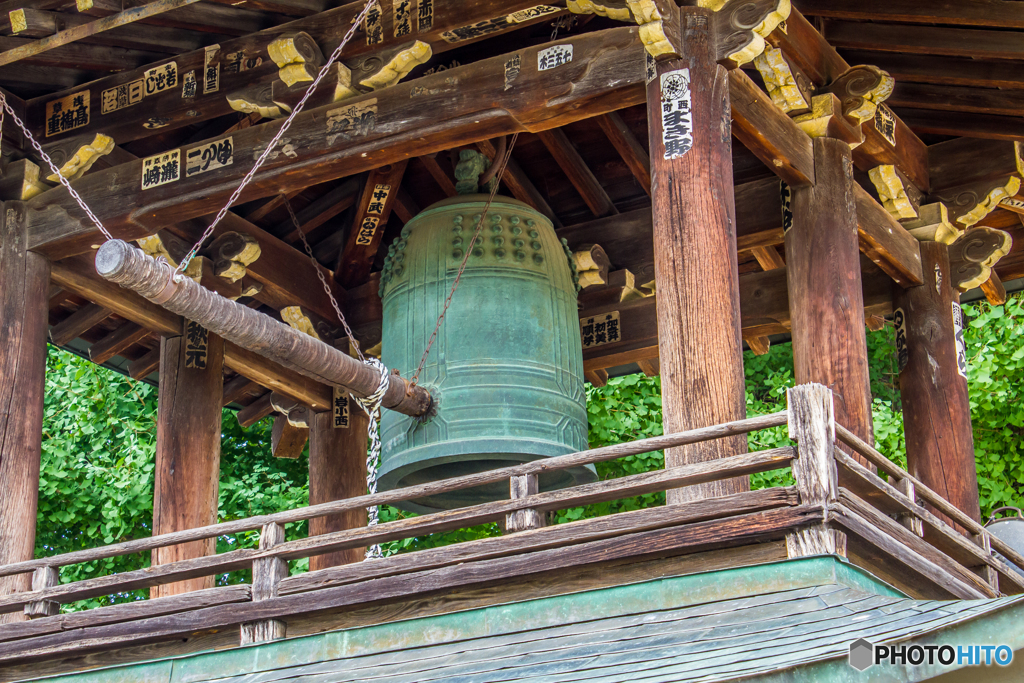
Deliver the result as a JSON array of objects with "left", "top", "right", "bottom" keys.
[
  {"left": 308, "top": 409, "right": 367, "bottom": 569},
  {"left": 336, "top": 160, "right": 408, "bottom": 289},
  {"left": 277, "top": 177, "right": 360, "bottom": 243},
  {"left": 26, "top": 27, "right": 647, "bottom": 261},
  {"left": 647, "top": 8, "right": 747, "bottom": 503},
  {"left": 538, "top": 127, "right": 617, "bottom": 217},
  {"left": 271, "top": 415, "right": 308, "bottom": 460},
  {"left": 50, "top": 254, "right": 333, "bottom": 409},
  {"left": 22, "top": 0, "right": 569, "bottom": 146},
  {"left": 980, "top": 271, "right": 1007, "bottom": 305},
  {"left": 798, "top": 0, "right": 1024, "bottom": 29},
  {"left": 0, "top": 0, "right": 202, "bottom": 68},
  {"left": 0, "top": 33, "right": 163, "bottom": 70},
  {"left": 853, "top": 183, "right": 923, "bottom": 287},
  {"left": 893, "top": 242, "right": 982, "bottom": 526},
  {"left": 728, "top": 69, "right": 815, "bottom": 188},
  {"left": 127, "top": 344, "right": 159, "bottom": 379},
  {"left": 151, "top": 323, "right": 223, "bottom": 598},
  {"left": 899, "top": 109, "right": 1024, "bottom": 142},
  {"left": 221, "top": 374, "right": 256, "bottom": 406},
  {"left": 236, "top": 391, "right": 273, "bottom": 428},
  {"left": 596, "top": 111, "right": 651, "bottom": 195},
  {"left": 87, "top": 321, "right": 149, "bottom": 364},
  {"left": 0, "top": 201, "right": 48, "bottom": 624},
  {"left": 48, "top": 301, "right": 109, "bottom": 345},
  {"left": 839, "top": 50, "right": 1024, "bottom": 90},
  {"left": 751, "top": 245, "right": 785, "bottom": 271},
  {"left": 888, "top": 82, "right": 1024, "bottom": 119},
  {"left": 928, "top": 137, "right": 1023, "bottom": 192},
  {"left": 823, "top": 20, "right": 1024, "bottom": 60}
]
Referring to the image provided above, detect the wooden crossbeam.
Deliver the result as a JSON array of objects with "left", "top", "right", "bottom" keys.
[
  {"left": 26, "top": 27, "right": 648, "bottom": 260},
  {"left": 476, "top": 137, "right": 561, "bottom": 229},
  {"left": 48, "top": 301, "right": 109, "bottom": 345},
  {"left": 0, "top": 32, "right": 162, "bottom": 70},
  {"left": 839, "top": 50, "right": 1024, "bottom": 91},
  {"left": 22, "top": 0, "right": 566, "bottom": 146},
  {"left": 888, "top": 82, "right": 1024, "bottom": 119},
  {"left": 824, "top": 20, "right": 1024, "bottom": 61},
  {"left": 276, "top": 177, "right": 360, "bottom": 243},
  {"left": 417, "top": 153, "right": 457, "bottom": 197}
]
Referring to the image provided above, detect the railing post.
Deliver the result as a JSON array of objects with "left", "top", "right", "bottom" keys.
[
  {"left": 971, "top": 532, "right": 1000, "bottom": 592},
  {"left": 895, "top": 478, "right": 924, "bottom": 537},
  {"left": 240, "top": 523, "right": 288, "bottom": 645},
  {"left": 786, "top": 383, "right": 846, "bottom": 558},
  {"left": 506, "top": 474, "right": 544, "bottom": 533},
  {"left": 23, "top": 567, "right": 59, "bottom": 619}
]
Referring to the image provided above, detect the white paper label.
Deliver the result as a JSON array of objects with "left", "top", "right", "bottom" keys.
[
  {"left": 101, "top": 79, "right": 143, "bottom": 114},
  {"left": 143, "top": 62, "right": 177, "bottom": 97},
  {"left": 538, "top": 44, "right": 573, "bottom": 71},
  {"left": 185, "top": 136, "right": 233, "bottom": 178},
  {"left": 141, "top": 150, "right": 181, "bottom": 190},
  {"left": 660, "top": 69, "right": 693, "bottom": 160},
  {"left": 580, "top": 311, "right": 621, "bottom": 349}
]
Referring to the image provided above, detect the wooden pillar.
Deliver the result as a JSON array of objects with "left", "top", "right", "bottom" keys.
[
  {"left": 0, "top": 202, "right": 49, "bottom": 624},
  {"left": 786, "top": 138, "right": 874, "bottom": 449},
  {"left": 308, "top": 406, "right": 367, "bottom": 570},
  {"left": 892, "top": 242, "right": 981, "bottom": 523},
  {"left": 646, "top": 8, "right": 748, "bottom": 503},
  {"left": 151, "top": 322, "right": 224, "bottom": 598}
]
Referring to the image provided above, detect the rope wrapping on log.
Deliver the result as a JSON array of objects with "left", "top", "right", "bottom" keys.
[
  {"left": 354, "top": 357, "right": 390, "bottom": 559},
  {"left": 95, "top": 239, "right": 431, "bottom": 417}
]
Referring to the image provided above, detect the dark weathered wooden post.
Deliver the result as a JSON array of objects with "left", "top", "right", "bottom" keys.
[
  {"left": 151, "top": 321, "right": 224, "bottom": 598},
  {"left": 0, "top": 202, "right": 49, "bottom": 624},
  {"left": 308, "top": 408, "right": 368, "bottom": 569},
  {"left": 645, "top": 6, "right": 748, "bottom": 503},
  {"left": 892, "top": 241, "right": 981, "bottom": 524},
  {"left": 787, "top": 138, "right": 874, "bottom": 451}
]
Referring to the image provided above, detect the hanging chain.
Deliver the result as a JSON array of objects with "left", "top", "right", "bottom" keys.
[
  {"left": 0, "top": 95, "right": 114, "bottom": 241},
  {"left": 410, "top": 133, "right": 519, "bottom": 385},
  {"left": 284, "top": 199, "right": 365, "bottom": 361},
  {"left": 174, "top": 0, "right": 377, "bottom": 276}
]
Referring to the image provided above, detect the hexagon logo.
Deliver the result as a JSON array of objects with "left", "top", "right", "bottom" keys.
[{"left": 849, "top": 638, "right": 876, "bottom": 671}]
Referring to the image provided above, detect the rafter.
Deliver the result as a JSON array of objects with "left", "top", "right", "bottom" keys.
[
  {"left": 797, "top": 0, "right": 1024, "bottom": 30},
  {"left": 538, "top": 128, "right": 617, "bottom": 218},
  {"left": 335, "top": 160, "right": 408, "bottom": 289}
]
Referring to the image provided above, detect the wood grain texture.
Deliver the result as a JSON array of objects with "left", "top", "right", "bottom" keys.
[
  {"left": 151, "top": 326, "right": 223, "bottom": 598},
  {"left": 0, "top": 505, "right": 821, "bottom": 663},
  {"left": 853, "top": 183, "right": 923, "bottom": 287},
  {"left": 0, "top": 202, "right": 49, "bottom": 625},
  {"left": 48, "top": 302, "right": 110, "bottom": 346},
  {"left": 647, "top": 10, "right": 748, "bottom": 504},
  {"left": 27, "top": 27, "right": 647, "bottom": 261},
  {"left": 597, "top": 111, "right": 651, "bottom": 195},
  {"left": 786, "top": 138, "right": 874, "bottom": 454},
  {"left": 893, "top": 242, "right": 982, "bottom": 526},
  {"left": 308, "top": 409, "right": 367, "bottom": 570},
  {"left": 538, "top": 128, "right": 617, "bottom": 217},
  {"left": 0, "top": 412, "right": 786, "bottom": 582}
]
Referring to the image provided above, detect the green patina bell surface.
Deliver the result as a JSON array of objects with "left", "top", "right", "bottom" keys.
[{"left": 378, "top": 193, "right": 595, "bottom": 513}]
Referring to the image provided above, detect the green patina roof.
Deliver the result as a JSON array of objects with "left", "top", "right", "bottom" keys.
[{"left": 35, "top": 557, "right": 1024, "bottom": 683}]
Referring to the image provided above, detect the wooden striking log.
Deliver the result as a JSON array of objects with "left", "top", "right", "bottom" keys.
[
  {"left": 94, "top": 239, "right": 432, "bottom": 417},
  {"left": 151, "top": 321, "right": 223, "bottom": 598},
  {"left": 0, "top": 202, "right": 49, "bottom": 624},
  {"left": 892, "top": 242, "right": 982, "bottom": 526},
  {"left": 647, "top": 7, "right": 747, "bottom": 503},
  {"left": 787, "top": 138, "right": 874, "bottom": 452},
  {"left": 308, "top": 409, "right": 367, "bottom": 570}
]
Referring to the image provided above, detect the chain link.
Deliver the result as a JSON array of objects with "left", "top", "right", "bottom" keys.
[
  {"left": 284, "top": 198, "right": 365, "bottom": 361},
  {"left": 0, "top": 95, "right": 114, "bottom": 242},
  {"left": 174, "top": 0, "right": 378, "bottom": 275}
]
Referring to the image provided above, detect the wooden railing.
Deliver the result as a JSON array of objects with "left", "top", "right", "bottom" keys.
[{"left": 0, "top": 383, "right": 1021, "bottom": 665}]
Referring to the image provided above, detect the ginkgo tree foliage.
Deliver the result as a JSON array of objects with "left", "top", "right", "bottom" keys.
[{"left": 37, "top": 294, "right": 1024, "bottom": 608}]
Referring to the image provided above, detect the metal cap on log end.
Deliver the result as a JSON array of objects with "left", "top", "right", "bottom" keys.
[{"left": 95, "top": 239, "right": 431, "bottom": 418}]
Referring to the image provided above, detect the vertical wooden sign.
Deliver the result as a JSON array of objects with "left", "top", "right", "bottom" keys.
[
  {"left": 184, "top": 320, "right": 209, "bottom": 370},
  {"left": 333, "top": 386, "right": 351, "bottom": 429}
]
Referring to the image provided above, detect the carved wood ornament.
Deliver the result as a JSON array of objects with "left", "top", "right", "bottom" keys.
[
  {"left": 822, "top": 65, "right": 894, "bottom": 126},
  {"left": 947, "top": 227, "right": 1012, "bottom": 291}
]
